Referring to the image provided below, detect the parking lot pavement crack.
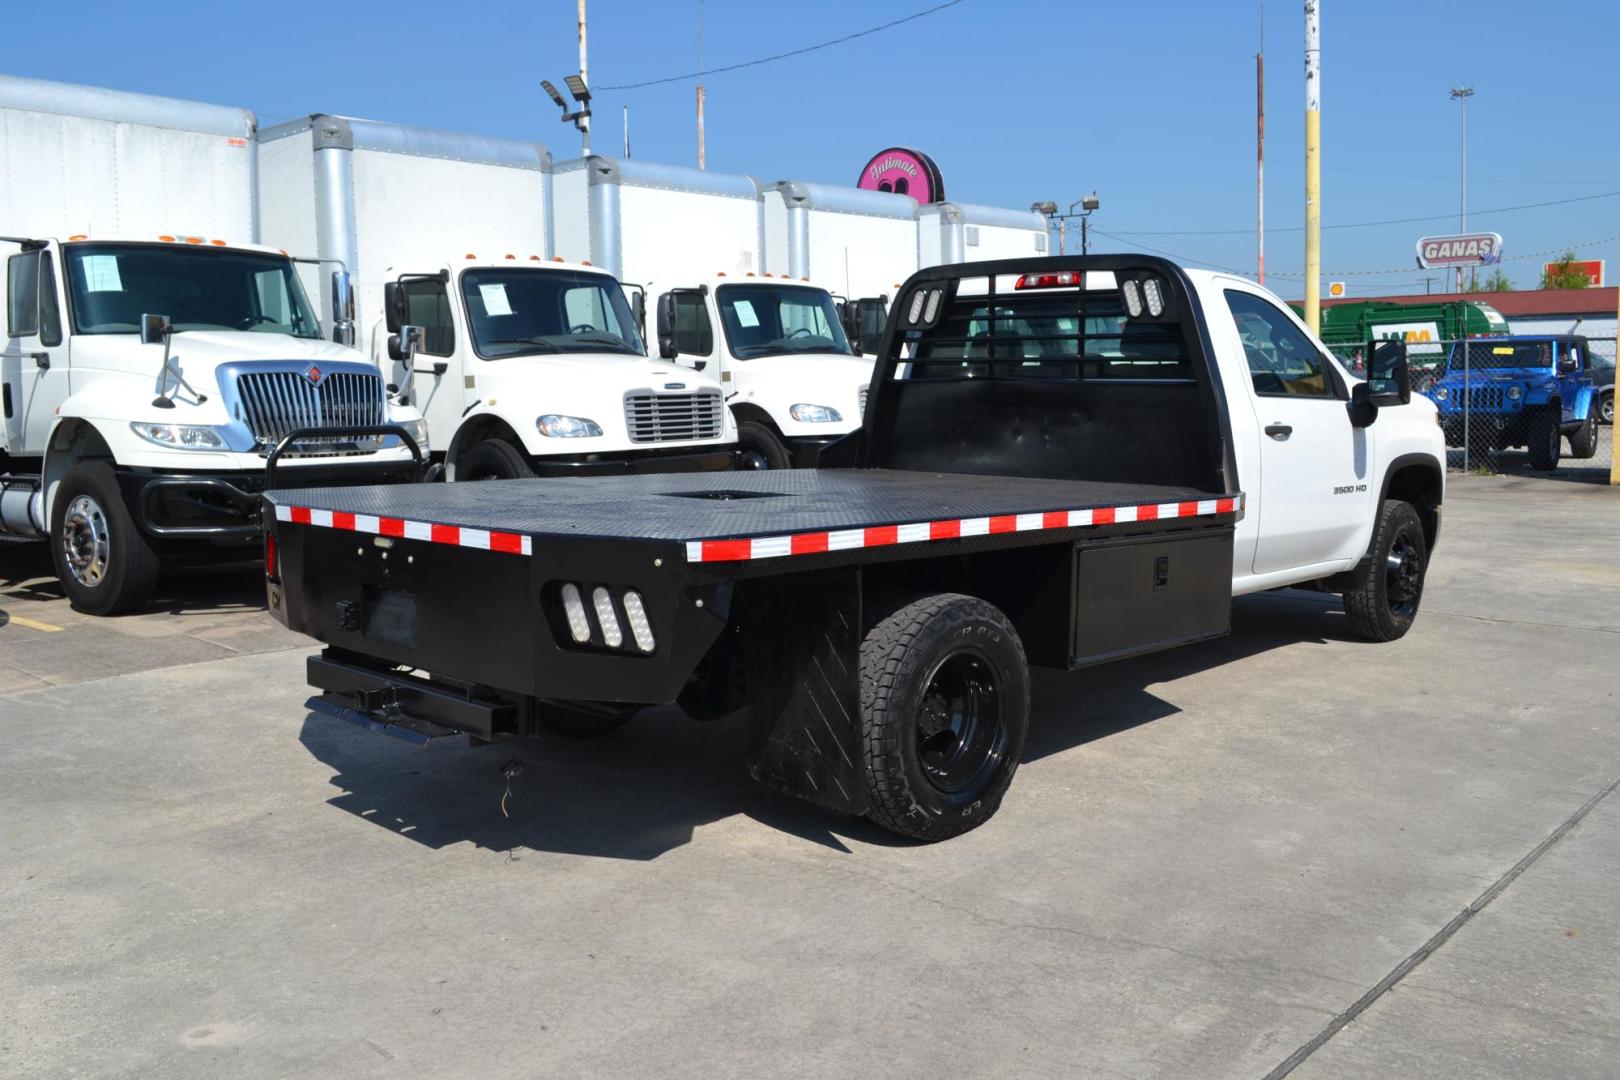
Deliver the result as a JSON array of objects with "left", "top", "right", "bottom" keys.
[
  {"left": 1259, "top": 771, "right": 1620, "bottom": 1080},
  {"left": 1424, "top": 608, "right": 1620, "bottom": 635}
]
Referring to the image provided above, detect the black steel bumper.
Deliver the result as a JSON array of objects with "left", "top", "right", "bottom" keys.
[
  {"left": 305, "top": 652, "right": 515, "bottom": 746},
  {"left": 526, "top": 445, "right": 738, "bottom": 477},
  {"left": 125, "top": 459, "right": 422, "bottom": 540}
]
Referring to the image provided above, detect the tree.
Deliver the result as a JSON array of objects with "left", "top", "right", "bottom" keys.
[
  {"left": 1479, "top": 267, "right": 1514, "bottom": 292},
  {"left": 1540, "top": 251, "right": 1592, "bottom": 290}
]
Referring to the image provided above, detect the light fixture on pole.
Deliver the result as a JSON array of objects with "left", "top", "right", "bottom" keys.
[
  {"left": 541, "top": 76, "right": 593, "bottom": 155},
  {"left": 1072, "top": 193, "right": 1100, "bottom": 255},
  {"left": 1449, "top": 85, "right": 1475, "bottom": 292}
]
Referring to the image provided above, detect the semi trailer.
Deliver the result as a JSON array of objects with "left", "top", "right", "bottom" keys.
[{"left": 264, "top": 255, "right": 1444, "bottom": 841}]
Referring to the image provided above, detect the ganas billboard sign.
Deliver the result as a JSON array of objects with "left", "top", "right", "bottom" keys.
[{"left": 1415, "top": 232, "right": 1504, "bottom": 269}]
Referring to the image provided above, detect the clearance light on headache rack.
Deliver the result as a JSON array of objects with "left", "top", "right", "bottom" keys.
[
  {"left": 1122, "top": 279, "right": 1144, "bottom": 318},
  {"left": 1142, "top": 276, "right": 1165, "bottom": 317},
  {"left": 1015, "top": 271, "right": 1082, "bottom": 289}
]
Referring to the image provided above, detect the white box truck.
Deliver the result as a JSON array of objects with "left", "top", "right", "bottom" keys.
[
  {"left": 918, "top": 201, "right": 1049, "bottom": 266},
  {"left": 761, "top": 180, "right": 918, "bottom": 302},
  {"left": 260, "top": 121, "right": 735, "bottom": 479},
  {"left": 554, "top": 156, "right": 873, "bottom": 469},
  {"left": 0, "top": 76, "right": 426, "bottom": 615}
]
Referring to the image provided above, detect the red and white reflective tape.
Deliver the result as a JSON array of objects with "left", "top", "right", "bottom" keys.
[
  {"left": 273, "top": 504, "right": 533, "bottom": 556},
  {"left": 684, "top": 494, "right": 1243, "bottom": 564}
]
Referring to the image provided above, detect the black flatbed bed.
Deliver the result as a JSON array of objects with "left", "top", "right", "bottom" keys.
[{"left": 266, "top": 469, "right": 1223, "bottom": 549}]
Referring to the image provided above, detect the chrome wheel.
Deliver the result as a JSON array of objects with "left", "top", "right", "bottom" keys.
[{"left": 60, "top": 494, "right": 111, "bottom": 588}]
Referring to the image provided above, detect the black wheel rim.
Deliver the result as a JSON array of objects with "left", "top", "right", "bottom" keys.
[
  {"left": 1384, "top": 530, "right": 1424, "bottom": 619},
  {"left": 916, "top": 650, "right": 1007, "bottom": 795}
]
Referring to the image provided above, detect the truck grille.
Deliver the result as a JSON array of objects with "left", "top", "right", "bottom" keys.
[
  {"left": 233, "top": 370, "right": 386, "bottom": 447},
  {"left": 1461, "top": 385, "right": 1509, "bottom": 411},
  {"left": 623, "top": 390, "right": 724, "bottom": 443}
]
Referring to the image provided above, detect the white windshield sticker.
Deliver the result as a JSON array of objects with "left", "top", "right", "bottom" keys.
[
  {"left": 82, "top": 255, "right": 123, "bottom": 292},
  {"left": 478, "top": 283, "right": 514, "bottom": 317},
  {"left": 733, "top": 299, "right": 760, "bottom": 328}
]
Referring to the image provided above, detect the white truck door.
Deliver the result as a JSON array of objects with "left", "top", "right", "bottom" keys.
[
  {"left": 4, "top": 248, "right": 71, "bottom": 452},
  {"left": 396, "top": 274, "right": 462, "bottom": 450},
  {"left": 1216, "top": 282, "right": 1376, "bottom": 576}
]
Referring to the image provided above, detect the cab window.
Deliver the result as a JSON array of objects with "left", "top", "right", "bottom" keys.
[
  {"left": 1225, "top": 289, "right": 1332, "bottom": 397},
  {"left": 400, "top": 278, "right": 455, "bottom": 357},
  {"left": 672, "top": 292, "right": 714, "bottom": 354}
]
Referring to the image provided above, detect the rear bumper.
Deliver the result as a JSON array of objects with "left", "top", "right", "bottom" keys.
[
  {"left": 122, "top": 460, "right": 421, "bottom": 541},
  {"left": 305, "top": 651, "right": 514, "bottom": 744},
  {"left": 528, "top": 445, "right": 738, "bottom": 477}
]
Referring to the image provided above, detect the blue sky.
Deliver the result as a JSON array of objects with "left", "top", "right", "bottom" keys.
[{"left": 8, "top": 1, "right": 1615, "bottom": 295}]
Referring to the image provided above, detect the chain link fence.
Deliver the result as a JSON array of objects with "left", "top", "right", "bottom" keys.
[{"left": 1330, "top": 337, "right": 1614, "bottom": 478}]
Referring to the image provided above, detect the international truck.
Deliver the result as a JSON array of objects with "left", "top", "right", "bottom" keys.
[
  {"left": 263, "top": 255, "right": 1445, "bottom": 842},
  {"left": 259, "top": 121, "right": 735, "bottom": 480},
  {"left": 0, "top": 76, "right": 426, "bottom": 615}
]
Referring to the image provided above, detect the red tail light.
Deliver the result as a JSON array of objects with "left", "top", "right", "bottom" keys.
[
  {"left": 1016, "top": 271, "right": 1083, "bottom": 290},
  {"left": 265, "top": 532, "right": 278, "bottom": 579}
]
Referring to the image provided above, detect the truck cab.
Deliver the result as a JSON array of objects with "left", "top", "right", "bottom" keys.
[
  {"left": 652, "top": 274, "right": 873, "bottom": 468},
  {"left": 1422, "top": 335, "right": 1605, "bottom": 468},
  {"left": 1, "top": 234, "right": 426, "bottom": 613},
  {"left": 376, "top": 259, "right": 736, "bottom": 480}
]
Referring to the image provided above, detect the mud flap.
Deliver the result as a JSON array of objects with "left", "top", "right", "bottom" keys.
[{"left": 738, "top": 568, "right": 869, "bottom": 817}]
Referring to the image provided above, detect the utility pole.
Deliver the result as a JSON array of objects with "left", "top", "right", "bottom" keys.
[
  {"left": 696, "top": 0, "right": 707, "bottom": 169},
  {"left": 577, "top": 0, "right": 591, "bottom": 154},
  {"left": 623, "top": 105, "right": 630, "bottom": 157},
  {"left": 1257, "top": 0, "right": 1265, "bottom": 285},
  {"left": 1450, "top": 86, "right": 1474, "bottom": 294},
  {"left": 1303, "top": 1, "right": 1321, "bottom": 332}
]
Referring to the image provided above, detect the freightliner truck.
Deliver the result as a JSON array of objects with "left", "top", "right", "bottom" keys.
[
  {"left": 0, "top": 76, "right": 426, "bottom": 615},
  {"left": 262, "top": 256, "right": 1445, "bottom": 841},
  {"left": 259, "top": 120, "right": 735, "bottom": 480}
]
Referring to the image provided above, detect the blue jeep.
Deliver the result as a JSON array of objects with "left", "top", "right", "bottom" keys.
[{"left": 1423, "top": 335, "right": 1605, "bottom": 469}]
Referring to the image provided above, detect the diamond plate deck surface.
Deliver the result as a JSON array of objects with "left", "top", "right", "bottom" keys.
[{"left": 266, "top": 469, "right": 1219, "bottom": 543}]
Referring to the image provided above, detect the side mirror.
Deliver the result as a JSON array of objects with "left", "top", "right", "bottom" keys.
[
  {"left": 389, "top": 324, "right": 423, "bottom": 364},
  {"left": 384, "top": 282, "right": 405, "bottom": 335},
  {"left": 330, "top": 269, "right": 356, "bottom": 346},
  {"left": 140, "top": 313, "right": 172, "bottom": 345},
  {"left": 1347, "top": 381, "right": 1379, "bottom": 428},
  {"left": 626, "top": 285, "right": 647, "bottom": 345},
  {"left": 839, "top": 300, "right": 861, "bottom": 353},
  {"left": 655, "top": 292, "right": 680, "bottom": 360},
  {"left": 1366, "top": 338, "right": 1411, "bottom": 406}
]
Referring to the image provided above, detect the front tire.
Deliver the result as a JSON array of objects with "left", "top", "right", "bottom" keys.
[
  {"left": 1342, "top": 499, "right": 1428, "bottom": 643},
  {"left": 456, "top": 439, "right": 535, "bottom": 481},
  {"left": 1569, "top": 413, "right": 1600, "bottom": 459},
  {"left": 736, "top": 421, "right": 791, "bottom": 470},
  {"left": 860, "top": 593, "right": 1030, "bottom": 842},
  {"left": 50, "top": 462, "right": 159, "bottom": 616},
  {"left": 1526, "top": 408, "right": 1561, "bottom": 470}
]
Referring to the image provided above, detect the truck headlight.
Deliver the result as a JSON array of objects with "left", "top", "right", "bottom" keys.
[
  {"left": 1432, "top": 387, "right": 1448, "bottom": 401},
  {"left": 1506, "top": 385, "right": 1522, "bottom": 400},
  {"left": 789, "top": 403, "right": 842, "bottom": 423},
  {"left": 130, "top": 422, "right": 228, "bottom": 450},
  {"left": 536, "top": 414, "right": 603, "bottom": 438},
  {"left": 396, "top": 417, "right": 430, "bottom": 449}
]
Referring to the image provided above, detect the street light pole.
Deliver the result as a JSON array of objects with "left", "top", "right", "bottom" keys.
[{"left": 1450, "top": 86, "right": 1474, "bottom": 293}]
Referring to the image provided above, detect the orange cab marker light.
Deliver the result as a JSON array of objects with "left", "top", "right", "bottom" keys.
[
  {"left": 717, "top": 271, "right": 726, "bottom": 277},
  {"left": 158, "top": 235, "right": 176, "bottom": 242},
  {"left": 504, "top": 253, "right": 516, "bottom": 259},
  {"left": 746, "top": 271, "right": 756, "bottom": 277},
  {"left": 581, "top": 260, "right": 592, "bottom": 266},
  {"left": 530, "top": 255, "right": 542, "bottom": 261},
  {"left": 552, "top": 256, "right": 565, "bottom": 262},
  {"left": 465, "top": 253, "right": 477, "bottom": 260},
  {"left": 68, "top": 233, "right": 88, "bottom": 241},
  {"left": 210, "top": 238, "right": 227, "bottom": 246},
  {"left": 184, "top": 236, "right": 204, "bottom": 244}
]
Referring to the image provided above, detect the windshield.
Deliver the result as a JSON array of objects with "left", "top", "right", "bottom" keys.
[
  {"left": 1447, "top": 340, "right": 1554, "bottom": 370},
  {"left": 716, "top": 284, "right": 853, "bottom": 359},
  {"left": 460, "top": 268, "right": 643, "bottom": 359},
  {"left": 63, "top": 243, "right": 321, "bottom": 338}
]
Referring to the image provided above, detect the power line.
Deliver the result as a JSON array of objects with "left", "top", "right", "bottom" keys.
[
  {"left": 600, "top": 0, "right": 967, "bottom": 90},
  {"left": 1104, "top": 189, "right": 1620, "bottom": 237}
]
